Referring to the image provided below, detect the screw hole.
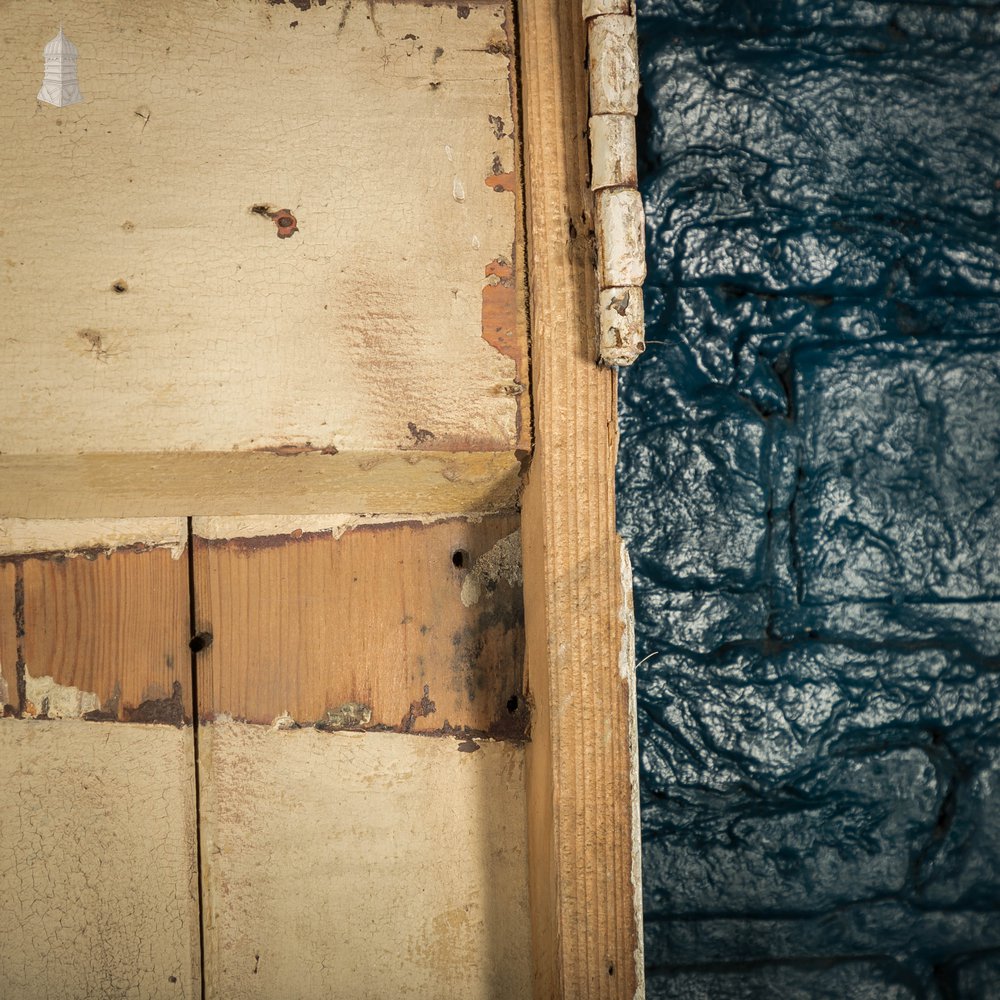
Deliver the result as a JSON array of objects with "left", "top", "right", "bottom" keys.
[
  {"left": 452, "top": 549, "right": 468, "bottom": 569},
  {"left": 189, "top": 631, "right": 213, "bottom": 653},
  {"left": 507, "top": 694, "right": 519, "bottom": 714}
]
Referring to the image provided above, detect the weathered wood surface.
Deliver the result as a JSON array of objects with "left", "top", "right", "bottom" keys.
[
  {"left": 3, "top": 451, "right": 524, "bottom": 519},
  {"left": 0, "top": 519, "right": 191, "bottom": 720},
  {"left": 191, "top": 514, "right": 526, "bottom": 733},
  {"left": 517, "top": 0, "right": 644, "bottom": 995},
  {"left": 0, "top": 720, "right": 201, "bottom": 1000},
  {"left": 198, "top": 723, "right": 531, "bottom": 999},
  {"left": 0, "top": 0, "right": 524, "bottom": 517}
]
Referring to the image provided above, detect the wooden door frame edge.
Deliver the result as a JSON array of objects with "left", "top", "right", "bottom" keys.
[{"left": 516, "top": 2, "right": 645, "bottom": 997}]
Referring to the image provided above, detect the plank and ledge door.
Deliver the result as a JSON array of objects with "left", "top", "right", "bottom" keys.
[{"left": 1, "top": 1, "right": 533, "bottom": 998}]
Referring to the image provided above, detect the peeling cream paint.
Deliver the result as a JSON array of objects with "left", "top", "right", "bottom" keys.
[
  {"left": 618, "top": 537, "right": 636, "bottom": 682},
  {"left": 589, "top": 113, "right": 637, "bottom": 191},
  {"left": 194, "top": 511, "right": 486, "bottom": 541},
  {"left": 23, "top": 665, "right": 101, "bottom": 719},
  {"left": 583, "top": 0, "right": 634, "bottom": 17},
  {"left": 0, "top": 673, "right": 8, "bottom": 708},
  {"left": 460, "top": 529, "right": 522, "bottom": 607},
  {"left": 0, "top": 517, "right": 187, "bottom": 559},
  {"left": 599, "top": 286, "right": 645, "bottom": 368},
  {"left": 618, "top": 538, "right": 646, "bottom": 998},
  {"left": 319, "top": 702, "right": 372, "bottom": 729},
  {"left": 0, "top": 721, "right": 200, "bottom": 997}
]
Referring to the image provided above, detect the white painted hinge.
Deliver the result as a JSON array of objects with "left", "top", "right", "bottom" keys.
[{"left": 584, "top": 1, "right": 646, "bottom": 367}]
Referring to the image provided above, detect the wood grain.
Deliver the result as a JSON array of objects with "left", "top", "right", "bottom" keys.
[
  {"left": 0, "top": 450, "right": 523, "bottom": 519},
  {"left": 1, "top": 0, "right": 524, "bottom": 517},
  {"left": 0, "top": 720, "right": 201, "bottom": 999},
  {"left": 517, "top": 2, "right": 644, "bottom": 996},
  {"left": 0, "top": 525, "right": 192, "bottom": 721},
  {"left": 192, "top": 515, "right": 526, "bottom": 733},
  {"left": 198, "top": 723, "right": 531, "bottom": 999}
]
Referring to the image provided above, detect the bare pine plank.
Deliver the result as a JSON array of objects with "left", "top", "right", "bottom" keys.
[
  {"left": 0, "top": 0, "right": 524, "bottom": 517},
  {"left": 517, "top": 2, "right": 644, "bottom": 996},
  {"left": 191, "top": 515, "right": 526, "bottom": 733},
  {"left": 0, "top": 521, "right": 192, "bottom": 720}
]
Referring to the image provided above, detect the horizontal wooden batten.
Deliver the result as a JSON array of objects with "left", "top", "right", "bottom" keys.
[{"left": 0, "top": 450, "right": 524, "bottom": 518}]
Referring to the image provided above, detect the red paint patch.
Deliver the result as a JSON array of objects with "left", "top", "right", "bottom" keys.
[
  {"left": 252, "top": 204, "right": 299, "bottom": 239},
  {"left": 484, "top": 172, "right": 515, "bottom": 193},
  {"left": 482, "top": 259, "right": 530, "bottom": 454}
]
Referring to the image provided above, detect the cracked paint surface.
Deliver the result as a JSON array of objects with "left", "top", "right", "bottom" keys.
[
  {"left": 623, "top": 2, "right": 1000, "bottom": 995},
  {"left": 0, "top": 721, "right": 200, "bottom": 998}
]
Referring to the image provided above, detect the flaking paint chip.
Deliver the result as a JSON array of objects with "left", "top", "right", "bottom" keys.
[{"left": 38, "top": 28, "right": 82, "bottom": 108}]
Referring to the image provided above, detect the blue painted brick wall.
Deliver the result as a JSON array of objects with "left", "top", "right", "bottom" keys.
[{"left": 620, "top": 2, "right": 1000, "bottom": 995}]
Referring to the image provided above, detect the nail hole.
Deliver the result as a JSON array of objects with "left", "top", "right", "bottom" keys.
[
  {"left": 189, "top": 631, "right": 213, "bottom": 653},
  {"left": 112, "top": 280, "right": 127, "bottom": 293},
  {"left": 452, "top": 549, "right": 468, "bottom": 569},
  {"left": 608, "top": 964, "right": 615, "bottom": 977},
  {"left": 507, "top": 694, "right": 519, "bottom": 714}
]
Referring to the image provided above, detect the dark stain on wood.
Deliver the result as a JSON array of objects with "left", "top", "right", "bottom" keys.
[
  {"left": 489, "top": 689, "right": 531, "bottom": 741},
  {"left": 84, "top": 681, "right": 122, "bottom": 722},
  {"left": 407, "top": 422, "right": 436, "bottom": 446},
  {"left": 401, "top": 684, "right": 437, "bottom": 733},
  {"left": 14, "top": 563, "right": 26, "bottom": 718},
  {"left": 123, "top": 680, "right": 185, "bottom": 727},
  {"left": 77, "top": 328, "right": 114, "bottom": 363},
  {"left": 254, "top": 442, "right": 338, "bottom": 457},
  {"left": 267, "top": 0, "right": 327, "bottom": 10},
  {"left": 0, "top": 541, "right": 162, "bottom": 566}
]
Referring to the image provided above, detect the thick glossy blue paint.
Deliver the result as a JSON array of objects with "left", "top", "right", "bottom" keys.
[{"left": 621, "top": 2, "right": 1000, "bottom": 995}]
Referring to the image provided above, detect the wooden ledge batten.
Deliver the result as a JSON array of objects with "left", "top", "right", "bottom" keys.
[{"left": 517, "top": 2, "right": 644, "bottom": 998}]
